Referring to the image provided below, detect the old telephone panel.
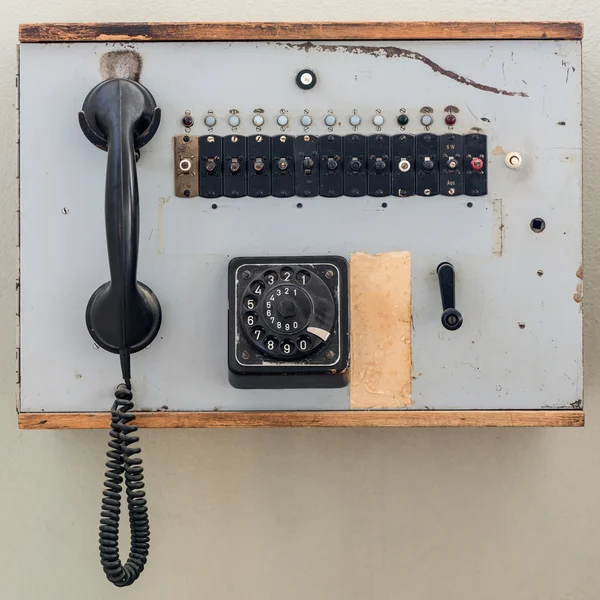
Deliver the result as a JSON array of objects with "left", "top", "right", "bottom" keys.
[
  {"left": 18, "top": 24, "right": 583, "bottom": 419},
  {"left": 16, "top": 20, "right": 583, "bottom": 589}
]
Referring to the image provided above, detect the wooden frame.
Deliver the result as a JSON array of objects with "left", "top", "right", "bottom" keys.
[
  {"left": 18, "top": 411, "right": 584, "bottom": 429},
  {"left": 19, "top": 21, "right": 583, "bottom": 43},
  {"left": 17, "top": 21, "right": 584, "bottom": 428}
]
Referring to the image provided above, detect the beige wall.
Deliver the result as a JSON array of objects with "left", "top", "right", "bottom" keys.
[{"left": 0, "top": 3, "right": 597, "bottom": 599}]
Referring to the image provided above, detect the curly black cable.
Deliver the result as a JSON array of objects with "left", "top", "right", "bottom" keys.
[{"left": 99, "top": 383, "right": 150, "bottom": 587}]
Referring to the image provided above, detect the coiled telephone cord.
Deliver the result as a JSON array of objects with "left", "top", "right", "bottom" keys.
[{"left": 99, "top": 377, "right": 149, "bottom": 587}]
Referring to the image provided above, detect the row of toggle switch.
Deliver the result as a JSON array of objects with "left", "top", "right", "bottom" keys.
[
  {"left": 176, "top": 133, "right": 487, "bottom": 198},
  {"left": 196, "top": 112, "right": 453, "bottom": 129}
]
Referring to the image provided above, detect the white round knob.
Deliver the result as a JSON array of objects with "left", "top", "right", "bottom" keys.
[
  {"left": 277, "top": 114, "right": 289, "bottom": 127},
  {"left": 373, "top": 114, "right": 384, "bottom": 127},
  {"left": 228, "top": 115, "right": 240, "bottom": 127},
  {"left": 505, "top": 152, "right": 523, "bottom": 169},
  {"left": 252, "top": 115, "right": 265, "bottom": 127},
  {"left": 204, "top": 115, "right": 216, "bottom": 127},
  {"left": 421, "top": 114, "right": 433, "bottom": 126},
  {"left": 349, "top": 114, "right": 361, "bottom": 127},
  {"left": 300, "top": 114, "right": 312, "bottom": 127},
  {"left": 324, "top": 114, "right": 337, "bottom": 127},
  {"left": 300, "top": 72, "right": 314, "bottom": 86}
]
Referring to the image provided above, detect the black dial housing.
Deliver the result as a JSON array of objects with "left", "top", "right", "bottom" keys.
[{"left": 228, "top": 256, "right": 349, "bottom": 389}]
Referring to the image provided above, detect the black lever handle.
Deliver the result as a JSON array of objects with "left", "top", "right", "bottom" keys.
[
  {"left": 79, "top": 79, "right": 162, "bottom": 355},
  {"left": 436, "top": 262, "right": 463, "bottom": 331}
]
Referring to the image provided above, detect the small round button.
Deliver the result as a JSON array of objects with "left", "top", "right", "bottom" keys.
[
  {"left": 421, "top": 114, "right": 433, "bottom": 127},
  {"left": 324, "top": 114, "right": 337, "bottom": 127},
  {"left": 350, "top": 159, "right": 362, "bottom": 172},
  {"left": 445, "top": 114, "right": 457, "bottom": 126},
  {"left": 182, "top": 115, "right": 194, "bottom": 127},
  {"left": 296, "top": 69, "right": 317, "bottom": 90},
  {"left": 277, "top": 114, "right": 289, "bottom": 127},
  {"left": 422, "top": 158, "right": 435, "bottom": 172},
  {"left": 300, "top": 114, "right": 313, "bottom": 127},
  {"left": 252, "top": 115, "right": 265, "bottom": 127},
  {"left": 349, "top": 114, "right": 362, "bottom": 127},
  {"left": 303, "top": 157, "right": 314, "bottom": 169},
  {"left": 471, "top": 157, "right": 484, "bottom": 171},
  {"left": 446, "top": 157, "right": 459, "bottom": 170},
  {"left": 278, "top": 158, "right": 289, "bottom": 171},
  {"left": 204, "top": 115, "right": 217, "bottom": 127},
  {"left": 327, "top": 158, "right": 338, "bottom": 170},
  {"left": 397, "top": 114, "right": 409, "bottom": 126},
  {"left": 374, "top": 159, "right": 386, "bottom": 172},
  {"left": 373, "top": 114, "right": 385, "bottom": 127},
  {"left": 228, "top": 115, "right": 240, "bottom": 127}
]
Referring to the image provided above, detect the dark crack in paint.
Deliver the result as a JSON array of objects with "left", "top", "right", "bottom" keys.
[{"left": 280, "top": 41, "right": 529, "bottom": 98}]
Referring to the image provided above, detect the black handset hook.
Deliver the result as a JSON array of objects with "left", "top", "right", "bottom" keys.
[{"left": 79, "top": 78, "right": 162, "bottom": 355}]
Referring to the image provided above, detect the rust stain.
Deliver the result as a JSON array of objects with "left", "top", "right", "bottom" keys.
[
  {"left": 420, "top": 106, "right": 434, "bottom": 114},
  {"left": 99, "top": 50, "right": 142, "bottom": 81},
  {"left": 491, "top": 145, "right": 505, "bottom": 156},
  {"left": 280, "top": 42, "right": 529, "bottom": 97},
  {"left": 576, "top": 265, "right": 583, "bottom": 279},
  {"left": 444, "top": 105, "right": 460, "bottom": 113},
  {"left": 492, "top": 198, "right": 504, "bottom": 256}
]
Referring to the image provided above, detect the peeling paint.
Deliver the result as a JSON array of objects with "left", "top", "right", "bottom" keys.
[
  {"left": 574, "top": 264, "right": 583, "bottom": 308},
  {"left": 99, "top": 49, "right": 142, "bottom": 81},
  {"left": 491, "top": 145, "right": 505, "bottom": 157},
  {"left": 279, "top": 42, "right": 530, "bottom": 97}
]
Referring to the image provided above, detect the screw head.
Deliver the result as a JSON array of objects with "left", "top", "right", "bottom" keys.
[
  {"left": 242, "top": 351, "right": 250, "bottom": 360},
  {"left": 325, "top": 350, "right": 335, "bottom": 360},
  {"left": 325, "top": 270, "right": 334, "bottom": 278},
  {"left": 518, "top": 322, "right": 526, "bottom": 329},
  {"left": 242, "top": 270, "right": 251, "bottom": 279}
]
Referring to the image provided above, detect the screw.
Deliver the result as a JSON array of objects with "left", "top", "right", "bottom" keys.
[
  {"left": 183, "top": 135, "right": 190, "bottom": 142},
  {"left": 93, "top": 343, "right": 99, "bottom": 350},
  {"left": 537, "top": 270, "right": 544, "bottom": 277},
  {"left": 184, "top": 190, "right": 190, "bottom": 197},
  {"left": 518, "top": 322, "right": 526, "bottom": 329},
  {"left": 61, "top": 207, "right": 69, "bottom": 215},
  {"left": 242, "top": 351, "right": 250, "bottom": 360},
  {"left": 242, "top": 270, "right": 251, "bottom": 279},
  {"left": 448, "top": 188, "right": 456, "bottom": 196},
  {"left": 296, "top": 203, "right": 303, "bottom": 209},
  {"left": 325, "top": 350, "right": 335, "bottom": 360},
  {"left": 424, "top": 189, "right": 431, "bottom": 196},
  {"left": 325, "top": 270, "right": 334, "bottom": 278},
  {"left": 467, "top": 202, "right": 473, "bottom": 207}
]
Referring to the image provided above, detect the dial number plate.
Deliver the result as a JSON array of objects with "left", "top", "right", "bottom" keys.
[{"left": 238, "top": 264, "right": 336, "bottom": 360}]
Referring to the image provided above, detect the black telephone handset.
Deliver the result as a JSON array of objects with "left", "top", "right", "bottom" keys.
[{"left": 79, "top": 78, "right": 161, "bottom": 587}]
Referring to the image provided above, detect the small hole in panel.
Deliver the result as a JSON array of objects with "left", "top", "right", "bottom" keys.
[
  {"left": 530, "top": 218, "right": 546, "bottom": 233},
  {"left": 381, "top": 202, "right": 388, "bottom": 208}
]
